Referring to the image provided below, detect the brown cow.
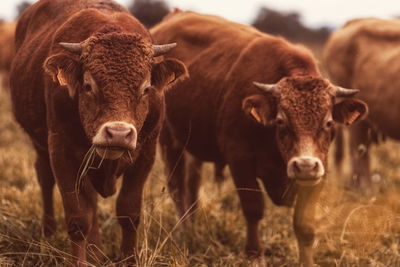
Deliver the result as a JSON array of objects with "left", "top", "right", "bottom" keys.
[
  {"left": 323, "top": 18, "right": 400, "bottom": 192},
  {"left": 151, "top": 10, "right": 368, "bottom": 266},
  {"left": 10, "top": 0, "right": 187, "bottom": 265},
  {"left": 0, "top": 21, "right": 16, "bottom": 89}
]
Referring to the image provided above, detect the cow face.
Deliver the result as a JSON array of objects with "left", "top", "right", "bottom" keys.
[
  {"left": 44, "top": 30, "right": 187, "bottom": 160},
  {"left": 243, "top": 75, "right": 368, "bottom": 186}
]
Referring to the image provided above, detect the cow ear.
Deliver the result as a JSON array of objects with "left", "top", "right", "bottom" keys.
[
  {"left": 151, "top": 58, "right": 188, "bottom": 91},
  {"left": 333, "top": 99, "right": 368, "bottom": 125},
  {"left": 43, "top": 53, "right": 81, "bottom": 97},
  {"left": 242, "top": 94, "right": 276, "bottom": 126}
]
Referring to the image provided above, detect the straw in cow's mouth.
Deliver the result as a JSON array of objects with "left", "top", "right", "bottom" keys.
[
  {"left": 75, "top": 145, "right": 108, "bottom": 197},
  {"left": 74, "top": 145, "right": 134, "bottom": 197},
  {"left": 94, "top": 145, "right": 134, "bottom": 163}
]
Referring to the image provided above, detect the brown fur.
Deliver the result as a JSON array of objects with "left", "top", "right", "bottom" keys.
[
  {"left": 10, "top": 0, "right": 187, "bottom": 265},
  {"left": 323, "top": 18, "right": 400, "bottom": 190},
  {"left": 151, "top": 11, "right": 367, "bottom": 266},
  {"left": 0, "top": 21, "right": 16, "bottom": 89}
]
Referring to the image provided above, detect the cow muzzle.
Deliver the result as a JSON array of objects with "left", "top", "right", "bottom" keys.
[
  {"left": 287, "top": 156, "right": 324, "bottom": 186},
  {"left": 92, "top": 121, "right": 137, "bottom": 160}
]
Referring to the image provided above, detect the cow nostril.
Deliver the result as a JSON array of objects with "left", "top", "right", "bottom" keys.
[
  {"left": 105, "top": 127, "right": 113, "bottom": 139},
  {"left": 293, "top": 160, "right": 301, "bottom": 173},
  {"left": 313, "top": 162, "right": 319, "bottom": 171},
  {"left": 125, "top": 128, "right": 133, "bottom": 140}
]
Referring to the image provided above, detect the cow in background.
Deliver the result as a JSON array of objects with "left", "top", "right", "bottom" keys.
[
  {"left": 152, "top": 10, "right": 368, "bottom": 266},
  {"left": 324, "top": 18, "right": 400, "bottom": 192},
  {"left": 0, "top": 21, "right": 16, "bottom": 89},
  {"left": 10, "top": 0, "right": 187, "bottom": 265}
]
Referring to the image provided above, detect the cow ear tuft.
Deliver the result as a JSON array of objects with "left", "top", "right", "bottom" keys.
[
  {"left": 43, "top": 53, "right": 81, "bottom": 97},
  {"left": 242, "top": 94, "right": 276, "bottom": 126},
  {"left": 333, "top": 99, "right": 368, "bottom": 125},
  {"left": 151, "top": 58, "right": 188, "bottom": 91}
]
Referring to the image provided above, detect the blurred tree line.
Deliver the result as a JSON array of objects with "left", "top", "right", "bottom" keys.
[
  {"left": 17, "top": 1, "right": 32, "bottom": 17},
  {"left": 128, "top": 0, "right": 330, "bottom": 43},
  {"left": 129, "top": 0, "right": 169, "bottom": 28},
  {"left": 252, "top": 7, "right": 330, "bottom": 43}
]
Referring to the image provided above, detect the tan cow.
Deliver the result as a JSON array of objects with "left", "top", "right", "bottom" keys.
[
  {"left": 10, "top": 0, "right": 187, "bottom": 265},
  {"left": 151, "top": 10, "right": 368, "bottom": 266},
  {"left": 324, "top": 18, "right": 400, "bottom": 191}
]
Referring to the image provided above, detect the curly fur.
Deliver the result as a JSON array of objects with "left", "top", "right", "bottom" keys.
[{"left": 279, "top": 76, "right": 332, "bottom": 134}]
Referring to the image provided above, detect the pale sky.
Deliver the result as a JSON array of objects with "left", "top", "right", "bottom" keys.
[{"left": 1, "top": 0, "right": 400, "bottom": 28}]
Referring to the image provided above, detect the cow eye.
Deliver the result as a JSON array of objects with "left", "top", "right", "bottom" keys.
[
  {"left": 325, "top": 120, "right": 334, "bottom": 128},
  {"left": 83, "top": 83, "right": 92, "bottom": 93},
  {"left": 142, "top": 87, "right": 150, "bottom": 96},
  {"left": 276, "top": 118, "right": 285, "bottom": 126}
]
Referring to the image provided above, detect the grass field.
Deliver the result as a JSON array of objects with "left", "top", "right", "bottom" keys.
[{"left": 1, "top": 50, "right": 400, "bottom": 266}]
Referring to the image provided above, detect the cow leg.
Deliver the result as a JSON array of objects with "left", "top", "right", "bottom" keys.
[
  {"left": 185, "top": 153, "right": 203, "bottom": 216},
  {"left": 229, "top": 164, "right": 264, "bottom": 259},
  {"left": 349, "top": 121, "right": 371, "bottom": 192},
  {"left": 116, "top": 142, "right": 156, "bottom": 262},
  {"left": 293, "top": 183, "right": 323, "bottom": 267},
  {"left": 63, "top": 183, "right": 103, "bottom": 265},
  {"left": 58, "top": 188, "right": 96, "bottom": 267},
  {"left": 160, "top": 126, "right": 188, "bottom": 217},
  {"left": 33, "top": 145, "right": 56, "bottom": 237},
  {"left": 49, "top": 141, "right": 98, "bottom": 266},
  {"left": 85, "top": 189, "right": 105, "bottom": 264}
]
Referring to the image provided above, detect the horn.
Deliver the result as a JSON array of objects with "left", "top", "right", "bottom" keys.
[
  {"left": 153, "top": 43, "right": 177, "bottom": 57},
  {"left": 335, "top": 86, "right": 359, "bottom": 97},
  {"left": 253, "top": 81, "right": 280, "bottom": 96},
  {"left": 59, "top": 42, "right": 82, "bottom": 54}
]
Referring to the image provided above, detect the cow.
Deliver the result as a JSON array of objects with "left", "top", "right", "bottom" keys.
[
  {"left": 323, "top": 18, "right": 400, "bottom": 192},
  {"left": 0, "top": 21, "right": 16, "bottom": 89},
  {"left": 9, "top": 0, "right": 187, "bottom": 265},
  {"left": 151, "top": 10, "right": 368, "bottom": 266}
]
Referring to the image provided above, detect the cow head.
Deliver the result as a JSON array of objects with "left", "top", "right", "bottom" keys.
[
  {"left": 242, "top": 75, "right": 368, "bottom": 186},
  {"left": 44, "top": 28, "right": 187, "bottom": 160}
]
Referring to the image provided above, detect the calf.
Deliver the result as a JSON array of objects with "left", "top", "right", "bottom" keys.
[
  {"left": 10, "top": 0, "right": 187, "bottom": 265},
  {"left": 151, "top": 10, "right": 368, "bottom": 266}
]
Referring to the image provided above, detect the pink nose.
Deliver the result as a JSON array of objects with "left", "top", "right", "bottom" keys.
[
  {"left": 93, "top": 122, "right": 137, "bottom": 150},
  {"left": 105, "top": 126, "right": 133, "bottom": 144},
  {"left": 287, "top": 156, "right": 324, "bottom": 180},
  {"left": 293, "top": 158, "right": 318, "bottom": 174}
]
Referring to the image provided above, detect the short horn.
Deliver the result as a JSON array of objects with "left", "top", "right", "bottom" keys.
[
  {"left": 253, "top": 81, "right": 280, "bottom": 96},
  {"left": 335, "top": 86, "right": 359, "bottom": 97},
  {"left": 59, "top": 42, "right": 82, "bottom": 54},
  {"left": 153, "top": 43, "right": 177, "bottom": 57}
]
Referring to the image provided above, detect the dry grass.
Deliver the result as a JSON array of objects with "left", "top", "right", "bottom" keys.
[{"left": 1, "top": 51, "right": 400, "bottom": 266}]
